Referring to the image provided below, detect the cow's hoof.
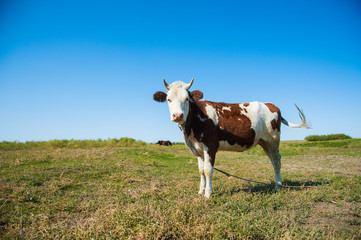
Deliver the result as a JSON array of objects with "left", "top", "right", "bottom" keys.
[{"left": 205, "top": 190, "right": 212, "bottom": 199}]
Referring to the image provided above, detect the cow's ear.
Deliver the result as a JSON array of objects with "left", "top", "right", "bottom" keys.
[
  {"left": 153, "top": 91, "right": 167, "bottom": 102},
  {"left": 190, "top": 90, "right": 203, "bottom": 101}
]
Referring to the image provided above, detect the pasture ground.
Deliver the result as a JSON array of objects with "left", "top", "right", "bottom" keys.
[{"left": 0, "top": 139, "right": 360, "bottom": 239}]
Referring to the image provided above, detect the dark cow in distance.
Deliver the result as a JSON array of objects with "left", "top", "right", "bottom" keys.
[
  {"left": 153, "top": 78, "right": 310, "bottom": 198},
  {"left": 157, "top": 140, "right": 172, "bottom": 146}
]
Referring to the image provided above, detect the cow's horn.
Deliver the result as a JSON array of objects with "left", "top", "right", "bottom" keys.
[
  {"left": 186, "top": 78, "right": 194, "bottom": 90},
  {"left": 163, "top": 78, "right": 170, "bottom": 90}
]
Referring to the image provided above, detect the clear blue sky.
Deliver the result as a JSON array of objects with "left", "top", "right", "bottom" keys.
[{"left": 1, "top": 0, "right": 360, "bottom": 143}]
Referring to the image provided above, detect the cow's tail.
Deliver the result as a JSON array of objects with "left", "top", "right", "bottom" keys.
[{"left": 281, "top": 104, "right": 311, "bottom": 129}]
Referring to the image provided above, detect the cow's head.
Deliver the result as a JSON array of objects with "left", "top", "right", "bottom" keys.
[{"left": 153, "top": 78, "right": 203, "bottom": 124}]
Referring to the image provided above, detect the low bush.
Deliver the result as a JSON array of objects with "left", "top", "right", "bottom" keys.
[{"left": 305, "top": 134, "right": 351, "bottom": 141}]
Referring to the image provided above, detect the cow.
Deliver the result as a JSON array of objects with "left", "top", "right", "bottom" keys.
[
  {"left": 157, "top": 140, "right": 172, "bottom": 146},
  {"left": 153, "top": 78, "right": 310, "bottom": 198}
]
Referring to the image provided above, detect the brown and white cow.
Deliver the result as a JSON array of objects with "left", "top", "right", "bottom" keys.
[
  {"left": 157, "top": 140, "right": 172, "bottom": 146},
  {"left": 153, "top": 79, "right": 310, "bottom": 198}
]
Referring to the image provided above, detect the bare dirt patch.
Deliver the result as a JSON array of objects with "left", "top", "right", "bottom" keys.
[
  {"left": 283, "top": 154, "right": 361, "bottom": 176},
  {"left": 303, "top": 201, "right": 361, "bottom": 233}
]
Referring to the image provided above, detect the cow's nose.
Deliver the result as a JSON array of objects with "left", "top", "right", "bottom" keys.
[{"left": 172, "top": 113, "right": 184, "bottom": 122}]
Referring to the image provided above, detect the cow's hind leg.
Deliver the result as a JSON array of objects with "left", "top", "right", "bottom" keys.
[{"left": 259, "top": 139, "right": 282, "bottom": 190}]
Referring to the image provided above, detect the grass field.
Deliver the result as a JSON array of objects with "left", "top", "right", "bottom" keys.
[{"left": 1, "top": 139, "right": 360, "bottom": 239}]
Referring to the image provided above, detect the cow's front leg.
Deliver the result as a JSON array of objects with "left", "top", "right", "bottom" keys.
[
  {"left": 197, "top": 157, "right": 206, "bottom": 195},
  {"left": 204, "top": 150, "right": 214, "bottom": 198}
]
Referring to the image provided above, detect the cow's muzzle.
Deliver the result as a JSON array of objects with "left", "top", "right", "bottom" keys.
[{"left": 172, "top": 113, "right": 184, "bottom": 122}]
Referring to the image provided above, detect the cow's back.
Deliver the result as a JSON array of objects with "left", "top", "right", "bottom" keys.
[{"left": 195, "top": 101, "right": 280, "bottom": 152}]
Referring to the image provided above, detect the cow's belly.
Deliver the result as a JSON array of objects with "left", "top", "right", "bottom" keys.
[{"left": 218, "top": 140, "right": 256, "bottom": 152}]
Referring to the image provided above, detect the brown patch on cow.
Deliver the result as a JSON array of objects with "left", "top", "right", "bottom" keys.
[
  {"left": 195, "top": 102, "right": 219, "bottom": 165},
  {"left": 217, "top": 103, "right": 255, "bottom": 148},
  {"left": 190, "top": 90, "right": 203, "bottom": 101},
  {"left": 265, "top": 103, "right": 281, "bottom": 131},
  {"left": 183, "top": 101, "right": 218, "bottom": 165},
  {"left": 240, "top": 107, "right": 248, "bottom": 113},
  {"left": 153, "top": 91, "right": 167, "bottom": 102},
  {"left": 182, "top": 100, "right": 259, "bottom": 166},
  {"left": 270, "top": 119, "right": 280, "bottom": 131},
  {"left": 195, "top": 101, "right": 255, "bottom": 150},
  {"left": 265, "top": 103, "right": 279, "bottom": 113},
  {"left": 241, "top": 103, "right": 249, "bottom": 113}
]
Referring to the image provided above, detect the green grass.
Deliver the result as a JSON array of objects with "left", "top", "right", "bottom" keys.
[{"left": 1, "top": 139, "right": 360, "bottom": 239}]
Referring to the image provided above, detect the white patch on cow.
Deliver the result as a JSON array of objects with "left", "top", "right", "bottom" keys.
[
  {"left": 168, "top": 81, "right": 187, "bottom": 89},
  {"left": 184, "top": 129, "right": 204, "bottom": 157},
  {"left": 239, "top": 102, "right": 259, "bottom": 130},
  {"left": 205, "top": 105, "right": 218, "bottom": 126},
  {"left": 166, "top": 82, "right": 190, "bottom": 123},
  {"left": 263, "top": 103, "right": 281, "bottom": 141},
  {"left": 239, "top": 102, "right": 280, "bottom": 143},
  {"left": 197, "top": 156, "right": 206, "bottom": 194},
  {"left": 222, "top": 106, "right": 231, "bottom": 112},
  {"left": 202, "top": 147, "right": 213, "bottom": 198}
]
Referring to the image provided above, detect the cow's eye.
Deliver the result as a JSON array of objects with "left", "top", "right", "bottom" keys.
[{"left": 167, "top": 99, "right": 172, "bottom": 103}]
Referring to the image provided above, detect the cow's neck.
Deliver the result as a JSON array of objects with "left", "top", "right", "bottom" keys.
[{"left": 178, "top": 102, "right": 203, "bottom": 156}]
